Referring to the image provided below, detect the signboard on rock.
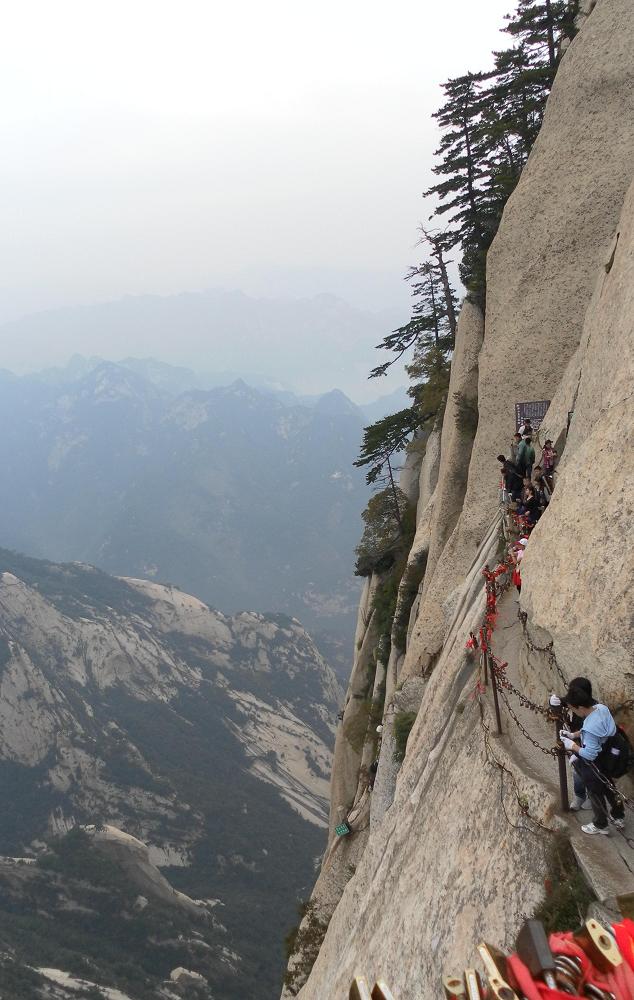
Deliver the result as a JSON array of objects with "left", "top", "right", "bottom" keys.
[{"left": 515, "top": 400, "right": 550, "bottom": 432}]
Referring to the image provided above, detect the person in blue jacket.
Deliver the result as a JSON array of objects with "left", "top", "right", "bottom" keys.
[{"left": 561, "top": 683, "right": 626, "bottom": 836}]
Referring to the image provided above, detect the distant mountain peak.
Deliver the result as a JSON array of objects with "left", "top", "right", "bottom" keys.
[
  {"left": 77, "top": 360, "right": 165, "bottom": 404},
  {"left": 314, "top": 388, "right": 363, "bottom": 418}
]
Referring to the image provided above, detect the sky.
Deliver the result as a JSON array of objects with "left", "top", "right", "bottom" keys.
[{"left": 0, "top": 0, "right": 511, "bottom": 393}]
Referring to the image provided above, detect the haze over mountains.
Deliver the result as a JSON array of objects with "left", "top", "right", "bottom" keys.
[
  {"left": 0, "top": 288, "right": 406, "bottom": 402},
  {"left": 0, "top": 355, "right": 405, "bottom": 675}
]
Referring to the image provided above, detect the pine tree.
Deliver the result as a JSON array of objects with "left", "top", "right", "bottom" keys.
[
  {"left": 425, "top": 73, "right": 488, "bottom": 244},
  {"left": 354, "top": 486, "right": 410, "bottom": 577},
  {"left": 504, "top": 1, "right": 579, "bottom": 83},
  {"left": 424, "top": 1, "right": 579, "bottom": 300},
  {"left": 356, "top": 0, "right": 581, "bottom": 511},
  {"left": 369, "top": 231, "right": 458, "bottom": 379},
  {"left": 354, "top": 409, "right": 420, "bottom": 487}
]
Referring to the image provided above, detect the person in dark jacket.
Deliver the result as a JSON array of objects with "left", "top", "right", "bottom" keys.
[
  {"left": 517, "top": 484, "right": 541, "bottom": 524},
  {"left": 532, "top": 464, "right": 551, "bottom": 504},
  {"left": 517, "top": 436, "right": 536, "bottom": 478},
  {"left": 497, "top": 456, "right": 523, "bottom": 499}
]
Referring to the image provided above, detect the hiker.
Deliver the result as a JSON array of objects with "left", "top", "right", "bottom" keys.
[
  {"left": 541, "top": 439, "right": 557, "bottom": 490},
  {"left": 517, "top": 436, "right": 535, "bottom": 478},
  {"left": 532, "top": 464, "right": 551, "bottom": 503},
  {"left": 497, "top": 456, "right": 523, "bottom": 500},
  {"left": 517, "top": 484, "right": 541, "bottom": 525},
  {"left": 510, "top": 432, "right": 522, "bottom": 465},
  {"left": 510, "top": 538, "right": 528, "bottom": 594},
  {"left": 518, "top": 417, "right": 534, "bottom": 438},
  {"left": 560, "top": 684, "right": 626, "bottom": 836},
  {"left": 550, "top": 677, "right": 595, "bottom": 810},
  {"left": 520, "top": 476, "right": 532, "bottom": 502}
]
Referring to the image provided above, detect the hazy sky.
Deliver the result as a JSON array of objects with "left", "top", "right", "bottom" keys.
[{"left": 0, "top": 0, "right": 510, "bottom": 384}]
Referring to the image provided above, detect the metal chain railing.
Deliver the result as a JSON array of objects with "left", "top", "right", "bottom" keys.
[
  {"left": 488, "top": 655, "right": 551, "bottom": 718},
  {"left": 493, "top": 674, "right": 559, "bottom": 759},
  {"left": 479, "top": 713, "right": 559, "bottom": 839},
  {"left": 517, "top": 609, "right": 569, "bottom": 686}
]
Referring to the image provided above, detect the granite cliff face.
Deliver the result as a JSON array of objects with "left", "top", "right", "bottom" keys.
[
  {"left": 284, "top": 2, "right": 634, "bottom": 995},
  {"left": 0, "top": 549, "right": 341, "bottom": 999}
]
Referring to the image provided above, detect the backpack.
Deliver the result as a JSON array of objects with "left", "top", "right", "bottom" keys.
[{"left": 597, "top": 725, "right": 633, "bottom": 779}]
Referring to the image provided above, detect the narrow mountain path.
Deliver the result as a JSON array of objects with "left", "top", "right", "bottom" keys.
[{"left": 487, "top": 588, "right": 634, "bottom": 905}]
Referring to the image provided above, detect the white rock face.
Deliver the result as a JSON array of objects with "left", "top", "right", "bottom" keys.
[
  {"left": 0, "top": 563, "right": 340, "bottom": 843},
  {"left": 90, "top": 824, "right": 207, "bottom": 917},
  {"left": 401, "top": 0, "right": 634, "bottom": 686},
  {"left": 402, "top": 300, "right": 484, "bottom": 676},
  {"left": 287, "top": 4, "right": 634, "bottom": 997},
  {"left": 521, "top": 173, "right": 634, "bottom": 694},
  {"left": 36, "top": 968, "right": 135, "bottom": 999}
]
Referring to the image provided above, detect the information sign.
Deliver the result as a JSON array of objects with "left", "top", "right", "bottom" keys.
[{"left": 515, "top": 400, "right": 550, "bottom": 432}]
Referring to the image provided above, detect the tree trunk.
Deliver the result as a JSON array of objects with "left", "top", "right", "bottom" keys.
[
  {"left": 545, "top": 0, "right": 557, "bottom": 71},
  {"left": 434, "top": 245, "right": 457, "bottom": 340},
  {"left": 428, "top": 272, "right": 440, "bottom": 345},
  {"left": 385, "top": 456, "right": 403, "bottom": 532}
]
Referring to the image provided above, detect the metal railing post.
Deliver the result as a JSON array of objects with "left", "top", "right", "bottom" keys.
[
  {"left": 554, "top": 709, "right": 569, "bottom": 812},
  {"left": 488, "top": 652, "right": 503, "bottom": 735}
]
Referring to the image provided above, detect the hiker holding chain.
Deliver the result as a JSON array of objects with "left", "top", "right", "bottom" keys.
[{"left": 559, "top": 683, "right": 627, "bottom": 836}]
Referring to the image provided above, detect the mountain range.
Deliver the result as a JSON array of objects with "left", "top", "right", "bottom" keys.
[
  {"left": 0, "top": 289, "right": 402, "bottom": 401},
  {"left": 0, "top": 358, "right": 403, "bottom": 674},
  {"left": 0, "top": 548, "right": 342, "bottom": 998}
]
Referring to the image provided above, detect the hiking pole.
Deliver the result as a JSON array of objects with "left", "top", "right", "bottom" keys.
[
  {"left": 552, "top": 706, "right": 569, "bottom": 812},
  {"left": 488, "top": 652, "right": 503, "bottom": 735}
]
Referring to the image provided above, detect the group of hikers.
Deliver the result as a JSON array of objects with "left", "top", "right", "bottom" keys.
[
  {"left": 498, "top": 418, "right": 557, "bottom": 594},
  {"left": 497, "top": 417, "right": 558, "bottom": 528},
  {"left": 496, "top": 419, "right": 630, "bottom": 839}
]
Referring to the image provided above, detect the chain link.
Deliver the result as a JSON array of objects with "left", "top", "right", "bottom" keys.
[
  {"left": 495, "top": 682, "right": 559, "bottom": 757},
  {"left": 480, "top": 715, "right": 558, "bottom": 838},
  {"left": 517, "top": 610, "right": 568, "bottom": 686},
  {"left": 489, "top": 656, "right": 551, "bottom": 718}
]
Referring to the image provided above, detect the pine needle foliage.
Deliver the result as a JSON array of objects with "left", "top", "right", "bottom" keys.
[
  {"left": 426, "top": 0, "right": 579, "bottom": 303},
  {"left": 356, "top": 0, "right": 579, "bottom": 499}
]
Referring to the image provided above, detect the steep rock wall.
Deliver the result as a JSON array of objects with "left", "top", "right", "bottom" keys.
[
  {"left": 328, "top": 573, "right": 381, "bottom": 842},
  {"left": 401, "top": 0, "right": 634, "bottom": 681},
  {"left": 404, "top": 300, "right": 484, "bottom": 675},
  {"left": 287, "top": 2, "right": 634, "bottom": 995},
  {"left": 521, "top": 174, "right": 634, "bottom": 698}
]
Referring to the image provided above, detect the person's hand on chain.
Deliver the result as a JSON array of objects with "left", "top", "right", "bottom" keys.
[{"left": 561, "top": 736, "right": 580, "bottom": 753}]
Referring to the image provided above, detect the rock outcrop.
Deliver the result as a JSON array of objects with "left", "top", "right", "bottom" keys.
[
  {"left": 0, "top": 549, "right": 341, "bottom": 1000},
  {"left": 285, "top": 3, "right": 634, "bottom": 996},
  {"left": 91, "top": 824, "right": 208, "bottom": 917},
  {"left": 403, "top": 299, "right": 484, "bottom": 677}
]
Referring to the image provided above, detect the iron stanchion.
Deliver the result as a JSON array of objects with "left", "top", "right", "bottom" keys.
[
  {"left": 553, "top": 709, "right": 569, "bottom": 812},
  {"left": 488, "top": 652, "right": 503, "bottom": 735}
]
